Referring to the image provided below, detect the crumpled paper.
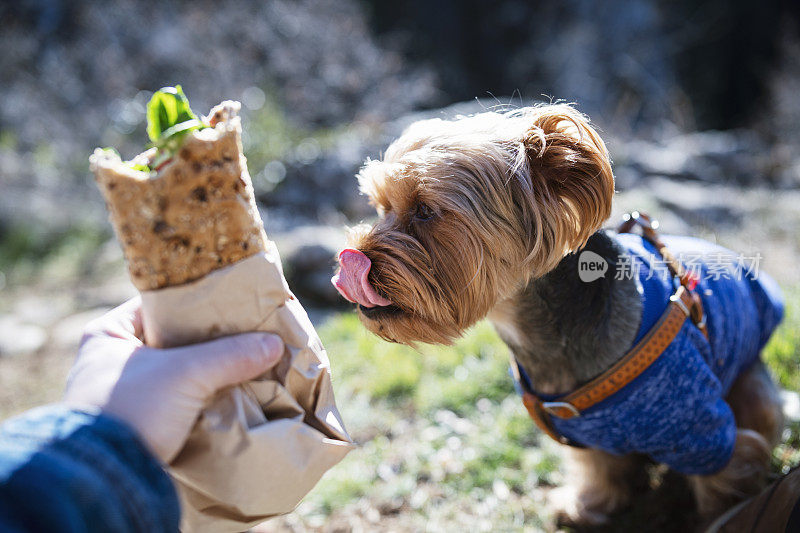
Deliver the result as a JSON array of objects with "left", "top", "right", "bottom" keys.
[{"left": 140, "top": 244, "right": 354, "bottom": 532}]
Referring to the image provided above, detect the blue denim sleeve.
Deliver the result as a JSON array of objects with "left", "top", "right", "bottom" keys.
[{"left": 0, "top": 405, "right": 180, "bottom": 532}]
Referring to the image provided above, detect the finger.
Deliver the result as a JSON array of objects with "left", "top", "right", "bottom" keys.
[
  {"left": 131, "top": 305, "right": 143, "bottom": 340},
  {"left": 169, "top": 333, "right": 284, "bottom": 396},
  {"left": 83, "top": 297, "right": 143, "bottom": 342},
  {"left": 112, "top": 297, "right": 143, "bottom": 338}
]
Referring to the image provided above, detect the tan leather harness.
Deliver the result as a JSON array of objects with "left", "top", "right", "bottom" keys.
[{"left": 514, "top": 212, "right": 709, "bottom": 446}]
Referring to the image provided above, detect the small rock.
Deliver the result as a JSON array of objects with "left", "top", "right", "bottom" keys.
[
  {"left": 409, "top": 488, "right": 428, "bottom": 509},
  {"left": 492, "top": 479, "right": 511, "bottom": 501},
  {"left": 276, "top": 226, "right": 348, "bottom": 307},
  {"left": 284, "top": 244, "right": 342, "bottom": 306},
  {"left": 377, "top": 497, "right": 404, "bottom": 515},
  {"left": 12, "top": 294, "right": 70, "bottom": 328},
  {"left": 0, "top": 315, "right": 47, "bottom": 357},
  {"left": 377, "top": 462, "right": 396, "bottom": 482},
  {"left": 782, "top": 390, "right": 800, "bottom": 422}
]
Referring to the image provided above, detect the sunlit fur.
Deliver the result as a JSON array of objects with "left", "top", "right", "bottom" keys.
[{"left": 348, "top": 104, "right": 614, "bottom": 344}]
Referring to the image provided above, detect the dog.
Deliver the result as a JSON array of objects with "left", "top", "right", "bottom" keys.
[{"left": 331, "top": 104, "right": 785, "bottom": 526}]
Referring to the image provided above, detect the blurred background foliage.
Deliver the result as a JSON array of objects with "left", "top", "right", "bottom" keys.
[
  {"left": 2, "top": 1, "right": 800, "bottom": 531},
  {"left": 2, "top": 0, "right": 800, "bottom": 245}
]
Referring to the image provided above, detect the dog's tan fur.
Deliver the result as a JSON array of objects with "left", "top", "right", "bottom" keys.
[
  {"left": 345, "top": 104, "right": 781, "bottom": 524},
  {"left": 350, "top": 104, "right": 613, "bottom": 344}
]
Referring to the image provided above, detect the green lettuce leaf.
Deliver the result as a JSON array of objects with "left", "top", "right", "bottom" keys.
[
  {"left": 146, "top": 85, "right": 203, "bottom": 142},
  {"left": 145, "top": 85, "right": 207, "bottom": 171},
  {"left": 128, "top": 162, "right": 151, "bottom": 172},
  {"left": 99, "top": 86, "right": 205, "bottom": 174}
]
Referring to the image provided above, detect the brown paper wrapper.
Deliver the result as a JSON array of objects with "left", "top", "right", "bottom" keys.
[{"left": 141, "top": 246, "right": 354, "bottom": 532}]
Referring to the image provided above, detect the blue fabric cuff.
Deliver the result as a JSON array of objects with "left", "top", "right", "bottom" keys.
[{"left": 0, "top": 404, "right": 180, "bottom": 532}]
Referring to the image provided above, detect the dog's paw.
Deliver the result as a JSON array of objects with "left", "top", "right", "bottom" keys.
[{"left": 549, "top": 485, "right": 614, "bottom": 527}]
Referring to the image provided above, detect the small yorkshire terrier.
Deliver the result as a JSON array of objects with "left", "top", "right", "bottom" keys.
[{"left": 331, "top": 104, "right": 785, "bottom": 525}]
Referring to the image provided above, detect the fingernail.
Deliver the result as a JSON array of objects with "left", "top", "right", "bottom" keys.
[{"left": 259, "top": 334, "right": 283, "bottom": 362}]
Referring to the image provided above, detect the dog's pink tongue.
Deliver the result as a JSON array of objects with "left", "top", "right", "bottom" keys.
[{"left": 332, "top": 249, "right": 392, "bottom": 308}]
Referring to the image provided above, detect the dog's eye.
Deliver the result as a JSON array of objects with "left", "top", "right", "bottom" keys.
[{"left": 414, "top": 203, "right": 435, "bottom": 221}]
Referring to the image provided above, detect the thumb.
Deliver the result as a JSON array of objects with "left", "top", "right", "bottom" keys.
[{"left": 174, "top": 332, "right": 285, "bottom": 396}]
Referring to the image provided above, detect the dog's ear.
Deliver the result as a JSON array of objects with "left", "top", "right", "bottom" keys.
[{"left": 515, "top": 105, "right": 615, "bottom": 276}]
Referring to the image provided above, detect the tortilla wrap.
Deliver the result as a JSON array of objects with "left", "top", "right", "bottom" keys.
[
  {"left": 91, "top": 101, "right": 266, "bottom": 291},
  {"left": 90, "top": 100, "right": 353, "bottom": 531}
]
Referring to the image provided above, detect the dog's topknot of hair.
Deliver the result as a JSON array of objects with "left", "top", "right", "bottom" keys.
[
  {"left": 513, "top": 104, "right": 615, "bottom": 277},
  {"left": 347, "top": 102, "right": 616, "bottom": 345}
]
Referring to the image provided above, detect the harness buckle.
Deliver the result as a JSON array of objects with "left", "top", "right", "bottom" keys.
[
  {"left": 541, "top": 401, "right": 581, "bottom": 418},
  {"left": 669, "top": 280, "right": 709, "bottom": 338},
  {"left": 669, "top": 289, "right": 691, "bottom": 317}
]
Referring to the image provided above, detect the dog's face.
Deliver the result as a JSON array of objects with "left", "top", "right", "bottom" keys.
[{"left": 332, "top": 104, "right": 615, "bottom": 345}]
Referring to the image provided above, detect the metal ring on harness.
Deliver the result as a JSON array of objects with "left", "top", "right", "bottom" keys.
[
  {"left": 541, "top": 402, "right": 581, "bottom": 417},
  {"left": 670, "top": 289, "right": 691, "bottom": 317}
]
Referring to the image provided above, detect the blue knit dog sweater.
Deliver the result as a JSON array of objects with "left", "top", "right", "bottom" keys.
[{"left": 518, "top": 233, "right": 784, "bottom": 475}]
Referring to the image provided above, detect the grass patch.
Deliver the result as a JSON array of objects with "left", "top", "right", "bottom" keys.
[
  {"left": 763, "top": 286, "right": 800, "bottom": 391},
  {"left": 764, "top": 288, "right": 800, "bottom": 471},
  {"left": 0, "top": 129, "right": 17, "bottom": 151},
  {"left": 318, "top": 313, "right": 514, "bottom": 415},
  {"left": 298, "top": 313, "right": 558, "bottom": 528},
  {"left": 0, "top": 223, "right": 110, "bottom": 287},
  {"left": 302, "top": 283, "right": 800, "bottom": 528}
]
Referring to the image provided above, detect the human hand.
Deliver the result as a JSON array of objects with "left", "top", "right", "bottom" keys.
[{"left": 64, "top": 298, "right": 283, "bottom": 463}]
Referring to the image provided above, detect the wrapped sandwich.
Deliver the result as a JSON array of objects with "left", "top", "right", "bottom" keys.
[{"left": 90, "top": 87, "right": 353, "bottom": 531}]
